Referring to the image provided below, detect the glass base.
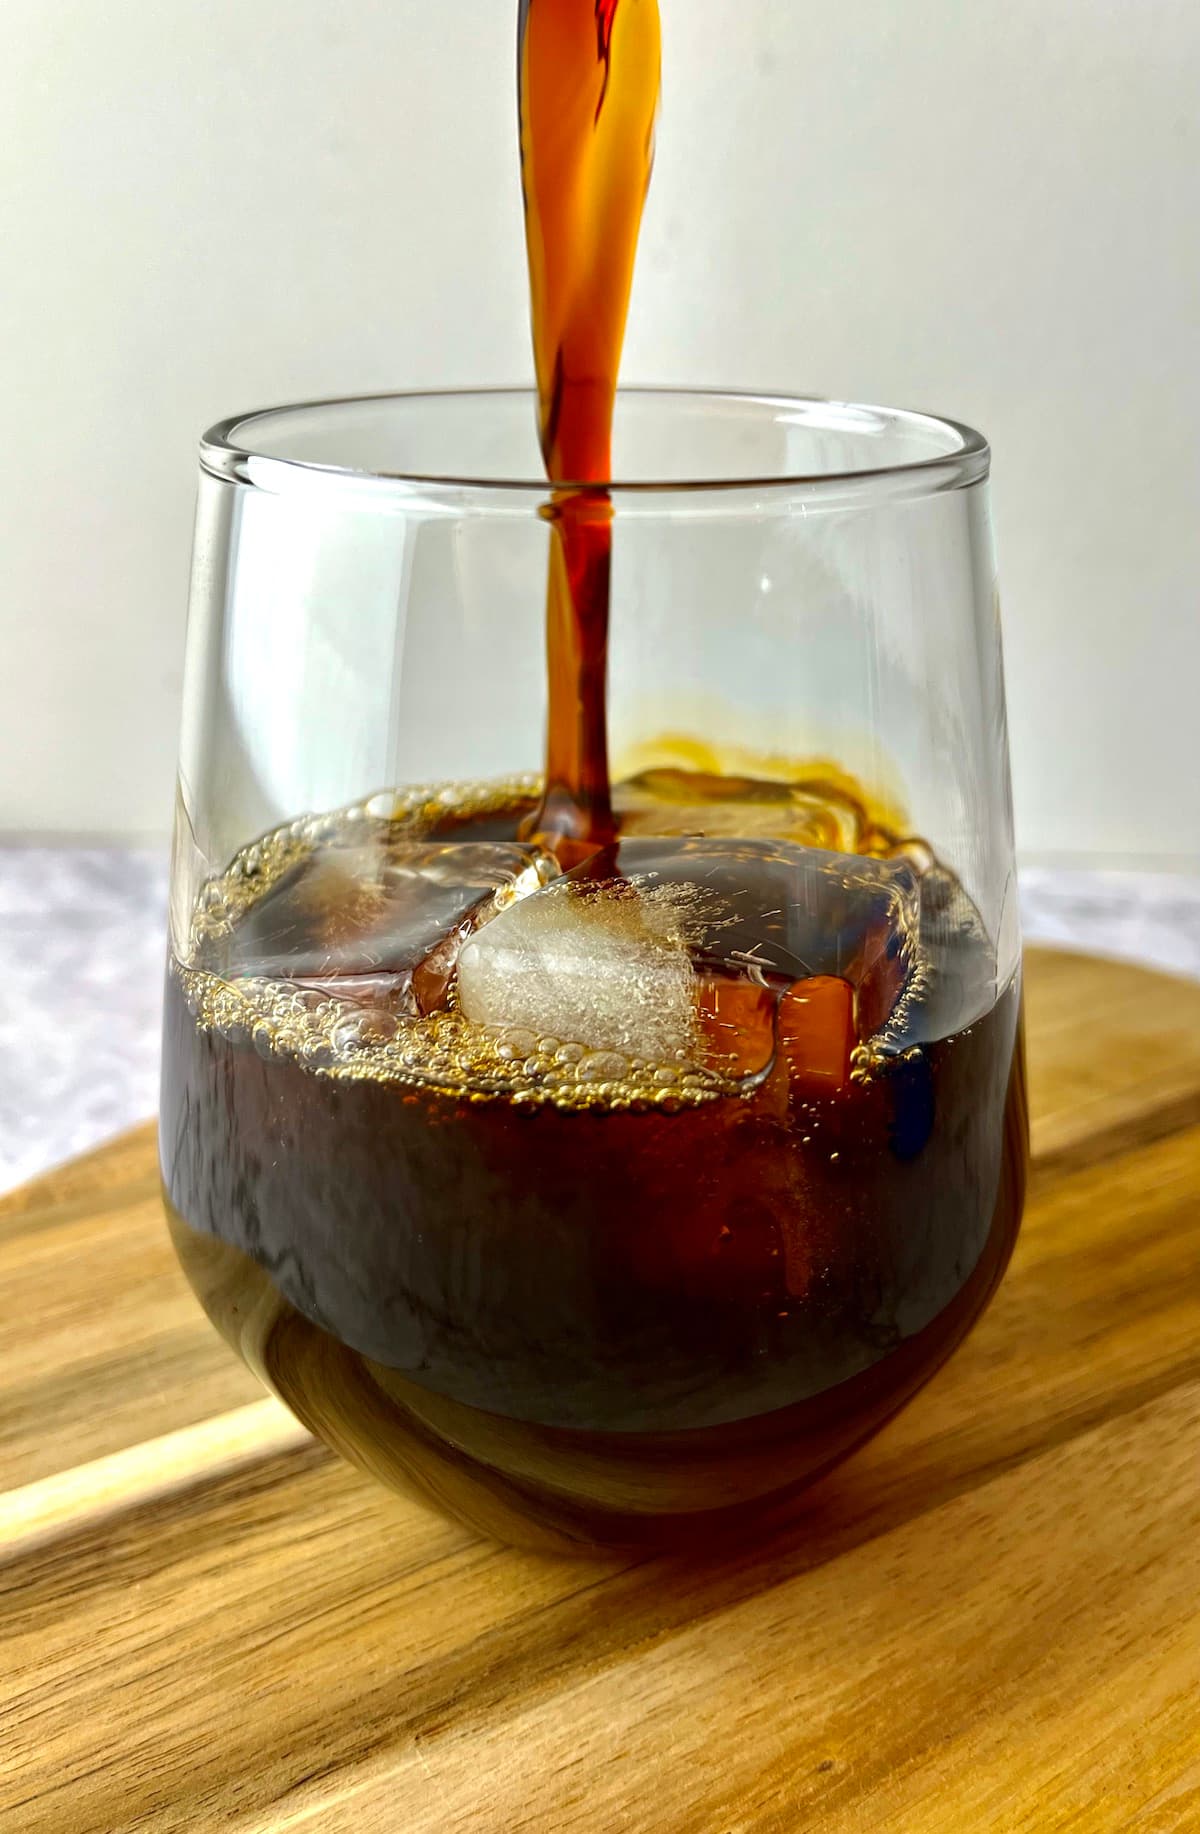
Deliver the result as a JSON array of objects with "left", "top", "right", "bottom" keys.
[{"left": 163, "top": 1068, "right": 1024, "bottom": 1557}]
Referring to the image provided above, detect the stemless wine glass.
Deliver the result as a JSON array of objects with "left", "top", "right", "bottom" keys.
[{"left": 160, "top": 389, "right": 1027, "bottom": 1552}]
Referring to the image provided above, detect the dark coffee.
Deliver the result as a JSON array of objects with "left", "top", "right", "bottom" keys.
[{"left": 161, "top": 774, "right": 1025, "bottom": 1549}]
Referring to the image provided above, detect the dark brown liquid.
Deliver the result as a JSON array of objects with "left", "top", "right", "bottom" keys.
[
  {"left": 161, "top": 781, "right": 1026, "bottom": 1551},
  {"left": 518, "top": 0, "right": 661, "bottom": 853}
]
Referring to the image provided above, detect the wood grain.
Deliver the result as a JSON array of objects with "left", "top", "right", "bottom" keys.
[{"left": 1, "top": 946, "right": 1198, "bottom": 1832}]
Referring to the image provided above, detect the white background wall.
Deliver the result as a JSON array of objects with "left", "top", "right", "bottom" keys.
[{"left": 2, "top": 0, "right": 1197, "bottom": 864}]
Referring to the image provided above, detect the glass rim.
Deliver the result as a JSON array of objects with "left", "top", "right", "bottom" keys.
[{"left": 200, "top": 386, "right": 991, "bottom": 499}]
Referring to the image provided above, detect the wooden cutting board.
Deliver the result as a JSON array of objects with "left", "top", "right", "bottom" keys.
[{"left": 2, "top": 946, "right": 1199, "bottom": 1833}]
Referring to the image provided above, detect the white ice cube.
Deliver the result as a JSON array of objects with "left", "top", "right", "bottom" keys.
[{"left": 456, "top": 878, "right": 698, "bottom": 1064}]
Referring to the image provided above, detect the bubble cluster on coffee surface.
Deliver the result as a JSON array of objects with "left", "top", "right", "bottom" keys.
[{"left": 176, "top": 772, "right": 946, "bottom": 1112}]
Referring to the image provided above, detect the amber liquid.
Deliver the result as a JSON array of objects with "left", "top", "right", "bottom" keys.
[{"left": 518, "top": 0, "right": 661, "bottom": 852}]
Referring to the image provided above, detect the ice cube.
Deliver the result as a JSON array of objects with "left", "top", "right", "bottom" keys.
[
  {"left": 618, "top": 837, "right": 917, "bottom": 1086},
  {"left": 612, "top": 836, "right": 916, "bottom": 1001},
  {"left": 456, "top": 872, "right": 698, "bottom": 1065},
  {"left": 455, "top": 835, "right": 919, "bottom": 1084},
  {"left": 777, "top": 975, "right": 856, "bottom": 1088},
  {"left": 695, "top": 975, "right": 777, "bottom": 1080},
  {"left": 224, "top": 839, "right": 557, "bottom": 1015}
]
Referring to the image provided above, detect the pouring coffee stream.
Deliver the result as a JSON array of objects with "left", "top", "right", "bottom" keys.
[{"left": 517, "top": 0, "right": 663, "bottom": 857}]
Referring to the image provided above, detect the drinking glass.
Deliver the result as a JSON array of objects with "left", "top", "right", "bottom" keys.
[{"left": 161, "top": 389, "right": 1027, "bottom": 1551}]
